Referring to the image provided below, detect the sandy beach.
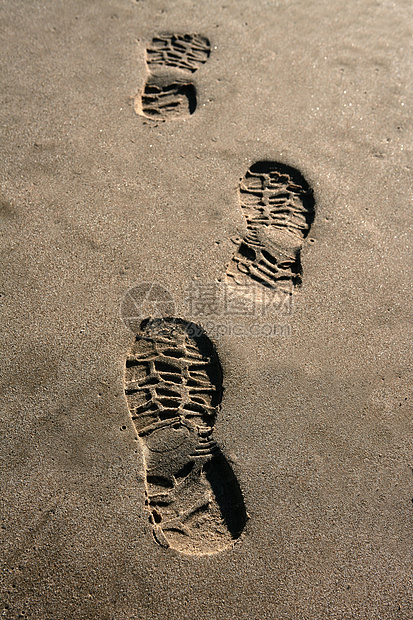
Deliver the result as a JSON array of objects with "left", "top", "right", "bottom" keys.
[{"left": 1, "top": 0, "right": 412, "bottom": 618}]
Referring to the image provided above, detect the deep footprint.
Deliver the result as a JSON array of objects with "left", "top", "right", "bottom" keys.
[
  {"left": 226, "top": 161, "right": 315, "bottom": 293},
  {"left": 135, "top": 34, "right": 211, "bottom": 121},
  {"left": 124, "top": 317, "right": 246, "bottom": 555}
]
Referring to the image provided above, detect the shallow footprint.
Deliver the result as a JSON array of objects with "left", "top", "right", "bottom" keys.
[
  {"left": 135, "top": 34, "right": 211, "bottom": 121},
  {"left": 226, "top": 161, "right": 315, "bottom": 294},
  {"left": 124, "top": 317, "right": 246, "bottom": 555}
]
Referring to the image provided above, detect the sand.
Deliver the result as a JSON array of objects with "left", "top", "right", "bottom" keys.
[{"left": 0, "top": 0, "right": 412, "bottom": 618}]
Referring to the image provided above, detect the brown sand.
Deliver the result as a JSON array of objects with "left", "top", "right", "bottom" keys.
[{"left": 0, "top": 0, "right": 412, "bottom": 618}]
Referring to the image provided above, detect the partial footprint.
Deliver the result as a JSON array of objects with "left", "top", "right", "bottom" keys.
[
  {"left": 226, "top": 161, "right": 315, "bottom": 293},
  {"left": 135, "top": 34, "right": 211, "bottom": 121},
  {"left": 124, "top": 317, "right": 246, "bottom": 555}
]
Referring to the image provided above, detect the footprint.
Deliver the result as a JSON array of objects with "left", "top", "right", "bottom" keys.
[
  {"left": 226, "top": 161, "right": 315, "bottom": 293},
  {"left": 135, "top": 34, "right": 211, "bottom": 121},
  {"left": 124, "top": 317, "right": 247, "bottom": 555}
]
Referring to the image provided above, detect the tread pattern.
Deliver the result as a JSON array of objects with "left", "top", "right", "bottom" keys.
[
  {"left": 139, "top": 81, "right": 197, "bottom": 119},
  {"left": 226, "top": 161, "right": 315, "bottom": 291},
  {"left": 135, "top": 34, "right": 211, "bottom": 121},
  {"left": 124, "top": 318, "right": 246, "bottom": 556},
  {"left": 146, "top": 34, "right": 211, "bottom": 73}
]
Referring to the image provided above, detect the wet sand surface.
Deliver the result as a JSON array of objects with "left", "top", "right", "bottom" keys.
[{"left": 1, "top": 0, "right": 412, "bottom": 618}]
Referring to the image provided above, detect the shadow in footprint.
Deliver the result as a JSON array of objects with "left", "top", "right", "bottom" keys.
[{"left": 204, "top": 450, "right": 247, "bottom": 540}]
